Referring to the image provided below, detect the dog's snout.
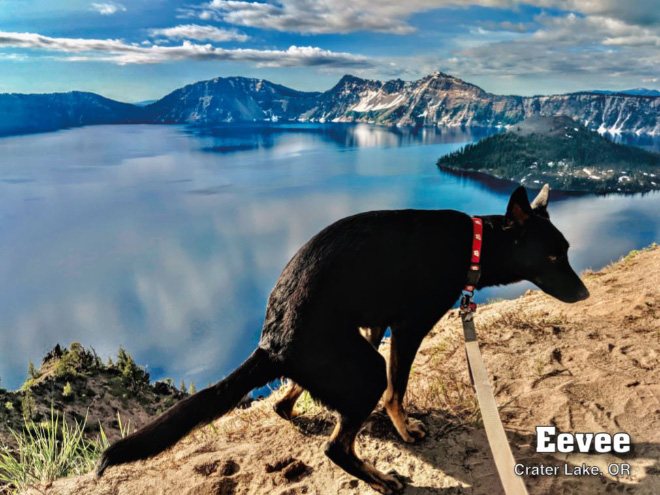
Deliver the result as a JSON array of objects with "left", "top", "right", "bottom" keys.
[{"left": 577, "top": 286, "right": 590, "bottom": 301}]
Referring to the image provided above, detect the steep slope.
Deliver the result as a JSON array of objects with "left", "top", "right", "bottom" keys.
[
  {"left": 525, "top": 93, "right": 660, "bottom": 135},
  {"left": 26, "top": 244, "right": 660, "bottom": 495},
  {"left": 0, "top": 92, "right": 143, "bottom": 136}
]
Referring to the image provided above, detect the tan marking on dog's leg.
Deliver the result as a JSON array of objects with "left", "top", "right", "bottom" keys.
[
  {"left": 384, "top": 336, "right": 426, "bottom": 443},
  {"left": 326, "top": 417, "right": 405, "bottom": 495},
  {"left": 274, "top": 380, "right": 304, "bottom": 420},
  {"left": 384, "top": 395, "right": 426, "bottom": 443}
]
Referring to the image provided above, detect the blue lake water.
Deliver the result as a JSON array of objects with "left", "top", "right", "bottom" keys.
[{"left": 1, "top": 123, "right": 660, "bottom": 390}]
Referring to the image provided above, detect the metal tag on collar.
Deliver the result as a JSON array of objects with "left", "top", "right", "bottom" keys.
[{"left": 460, "top": 291, "right": 477, "bottom": 314}]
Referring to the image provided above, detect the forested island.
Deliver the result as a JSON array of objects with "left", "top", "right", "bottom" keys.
[{"left": 437, "top": 116, "right": 660, "bottom": 194}]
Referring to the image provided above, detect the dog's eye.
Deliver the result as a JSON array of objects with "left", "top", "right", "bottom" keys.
[{"left": 548, "top": 255, "right": 558, "bottom": 262}]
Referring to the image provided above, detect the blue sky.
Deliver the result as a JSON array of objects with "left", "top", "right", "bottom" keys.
[{"left": 0, "top": 0, "right": 659, "bottom": 101}]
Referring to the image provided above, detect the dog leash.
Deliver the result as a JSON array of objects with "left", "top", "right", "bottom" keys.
[{"left": 459, "top": 217, "right": 529, "bottom": 495}]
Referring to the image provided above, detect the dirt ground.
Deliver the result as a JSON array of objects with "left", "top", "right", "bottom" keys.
[{"left": 28, "top": 245, "right": 660, "bottom": 495}]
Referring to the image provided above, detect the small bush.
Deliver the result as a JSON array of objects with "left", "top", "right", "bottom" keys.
[
  {"left": 62, "top": 382, "right": 74, "bottom": 401},
  {"left": 21, "top": 391, "right": 36, "bottom": 421},
  {"left": 28, "top": 361, "right": 40, "bottom": 380}
]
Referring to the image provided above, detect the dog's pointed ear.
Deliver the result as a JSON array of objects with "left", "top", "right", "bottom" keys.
[
  {"left": 505, "top": 186, "right": 532, "bottom": 228},
  {"left": 530, "top": 183, "right": 550, "bottom": 219}
]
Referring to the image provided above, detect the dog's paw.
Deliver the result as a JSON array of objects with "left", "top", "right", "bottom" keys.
[
  {"left": 387, "top": 469, "right": 412, "bottom": 484},
  {"left": 369, "top": 469, "right": 406, "bottom": 495},
  {"left": 396, "top": 417, "right": 426, "bottom": 444},
  {"left": 406, "top": 417, "right": 427, "bottom": 441}
]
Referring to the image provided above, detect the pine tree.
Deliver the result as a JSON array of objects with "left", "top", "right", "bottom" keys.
[
  {"left": 28, "top": 360, "right": 39, "bottom": 379},
  {"left": 180, "top": 379, "right": 187, "bottom": 394},
  {"left": 116, "top": 346, "right": 149, "bottom": 396},
  {"left": 189, "top": 381, "right": 197, "bottom": 394}
]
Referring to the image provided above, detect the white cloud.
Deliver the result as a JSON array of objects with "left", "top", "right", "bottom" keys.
[
  {"left": 551, "top": 0, "right": 660, "bottom": 27},
  {"left": 149, "top": 24, "right": 249, "bottom": 43},
  {"left": 91, "top": 2, "right": 126, "bottom": 15},
  {"left": 477, "top": 20, "right": 534, "bottom": 33},
  {"left": 439, "top": 13, "right": 660, "bottom": 83},
  {"left": 178, "top": 0, "right": 443, "bottom": 34},
  {"left": 0, "top": 31, "right": 374, "bottom": 67},
  {"left": 178, "top": 0, "right": 660, "bottom": 35}
]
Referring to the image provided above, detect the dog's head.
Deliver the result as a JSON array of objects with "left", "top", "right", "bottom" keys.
[{"left": 503, "top": 184, "right": 589, "bottom": 303}]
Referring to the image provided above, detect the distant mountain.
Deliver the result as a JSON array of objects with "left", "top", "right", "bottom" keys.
[
  {"left": 141, "top": 72, "right": 660, "bottom": 134},
  {"left": 1, "top": 73, "right": 659, "bottom": 137},
  {"left": 133, "top": 99, "right": 157, "bottom": 107},
  {"left": 143, "top": 76, "right": 320, "bottom": 123},
  {"left": 589, "top": 88, "right": 660, "bottom": 97},
  {"left": 437, "top": 116, "right": 660, "bottom": 194},
  {"left": 0, "top": 92, "right": 144, "bottom": 136}
]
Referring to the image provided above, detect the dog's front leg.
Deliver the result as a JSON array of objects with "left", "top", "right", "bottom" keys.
[{"left": 384, "top": 323, "right": 429, "bottom": 443}]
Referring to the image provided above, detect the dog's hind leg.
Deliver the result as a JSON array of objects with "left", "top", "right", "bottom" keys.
[
  {"left": 384, "top": 320, "right": 434, "bottom": 444},
  {"left": 291, "top": 329, "right": 403, "bottom": 494},
  {"left": 359, "top": 326, "right": 386, "bottom": 349},
  {"left": 273, "top": 380, "right": 304, "bottom": 420},
  {"left": 276, "top": 327, "right": 386, "bottom": 421},
  {"left": 326, "top": 415, "right": 404, "bottom": 495}
]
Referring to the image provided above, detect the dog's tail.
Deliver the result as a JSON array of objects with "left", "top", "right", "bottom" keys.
[{"left": 97, "top": 347, "right": 277, "bottom": 476}]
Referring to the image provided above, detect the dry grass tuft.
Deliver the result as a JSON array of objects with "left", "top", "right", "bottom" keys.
[{"left": 482, "top": 308, "right": 566, "bottom": 335}]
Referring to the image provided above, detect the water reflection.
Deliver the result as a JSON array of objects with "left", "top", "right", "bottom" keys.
[
  {"left": 610, "top": 133, "right": 660, "bottom": 153},
  {"left": 190, "top": 123, "right": 496, "bottom": 155},
  {"left": 0, "top": 124, "right": 659, "bottom": 390}
]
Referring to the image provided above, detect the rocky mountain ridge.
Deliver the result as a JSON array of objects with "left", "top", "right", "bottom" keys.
[{"left": 1, "top": 72, "right": 659, "bottom": 136}]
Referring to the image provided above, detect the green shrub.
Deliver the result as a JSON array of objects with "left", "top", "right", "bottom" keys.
[
  {"left": 116, "top": 347, "right": 149, "bottom": 396},
  {"left": 21, "top": 391, "right": 36, "bottom": 421},
  {"left": 28, "top": 361, "right": 40, "bottom": 380},
  {"left": 54, "top": 343, "right": 100, "bottom": 379},
  {"left": 62, "top": 382, "right": 74, "bottom": 401}
]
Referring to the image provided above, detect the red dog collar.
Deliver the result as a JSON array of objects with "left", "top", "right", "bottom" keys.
[{"left": 464, "top": 216, "right": 483, "bottom": 294}]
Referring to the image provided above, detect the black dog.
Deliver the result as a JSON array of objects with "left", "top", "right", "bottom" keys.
[{"left": 98, "top": 185, "right": 588, "bottom": 494}]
